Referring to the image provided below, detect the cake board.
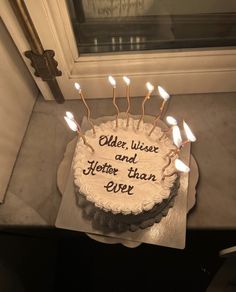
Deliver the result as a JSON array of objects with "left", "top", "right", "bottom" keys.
[{"left": 56, "top": 114, "right": 198, "bottom": 249}]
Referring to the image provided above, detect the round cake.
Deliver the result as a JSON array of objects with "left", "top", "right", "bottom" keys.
[{"left": 73, "top": 115, "right": 179, "bottom": 232}]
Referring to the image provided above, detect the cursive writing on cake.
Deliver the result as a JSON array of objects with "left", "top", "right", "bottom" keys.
[
  {"left": 131, "top": 140, "right": 159, "bottom": 153},
  {"left": 82, "top": 134, "right": 161, "bottom": 195},
  {"left": 83, "top": 160, "right": 118, "bottom": 176},
  {"left": 104, "top": 181, "right": 134, "bottom": 195},
  {"left": 99, "top": 135, "right": 127, "bottom": 148},
  {"left": 127, "top": 167, "right": 157, "bottom": 181}
]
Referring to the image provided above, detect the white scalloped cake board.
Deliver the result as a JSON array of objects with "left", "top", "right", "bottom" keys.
[{"left": 55, "top": 114, "right": 195, "bottom": 249}]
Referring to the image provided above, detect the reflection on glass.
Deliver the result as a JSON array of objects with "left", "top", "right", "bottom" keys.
[{"left": 67, "top": 0, "right": 236, "bottom": 54}]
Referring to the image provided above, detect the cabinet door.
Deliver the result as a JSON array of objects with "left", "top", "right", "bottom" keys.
[{"left": 2, "top": 0, "right": 236, "bottom": 100}]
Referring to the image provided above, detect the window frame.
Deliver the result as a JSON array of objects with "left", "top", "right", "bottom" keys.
[{"left": 2, "top": 0, "right": 236, "bottom": 100}]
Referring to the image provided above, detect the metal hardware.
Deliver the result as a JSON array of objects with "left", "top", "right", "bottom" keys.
[
  {"left": 9, "top": 0, "right": 65, "bottom": 103},
  {"left": 25, "top": 50, "right": 62, "bottom": 80}
]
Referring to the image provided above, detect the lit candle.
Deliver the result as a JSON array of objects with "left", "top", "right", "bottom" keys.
[
  {"left": 159, "top": 116, "right": 177, "bottom": 141},
  {"left": 169, "top": 125, "right": 183, "bottom": 157},
  {"left": 158, "top": 86, "right": 170, "bottom": 116},
  {"left": 137, "top": 82, "right": 154, "bottom": 130},
  {"left": 166, "top": 116, "right": 178, "bottom": 126},
  {"left": 66, "top": 111, "right": 75, "bottom": 121},
  {"left": 108, "top": 75, "right": 119, "bottom": 128},
  {"left": 181, "top": 120, "right": 196, "bottom": 147},
  {"left": 74, "top": 83, "right": 95, "bottom": 134},
  {"left": 66, "top": 111, "right": 81, "bottom": 130},
  {"left": 173, "top": 125, "right": 182, "bottom": 147},
  {"left": 64, "top": 115, "right": 94, "bottom": 153},
  {"left": 167, "top": 125, "right": 182, "bottom": 156},
  {"left": 148, "top": 86, "right": 170, "bottom": 136},
  {"left": 162, "top": 158, "right": 190, "bottom": 181},
  {"left": 162, "top": 125, "right": 182, "bottom": 173},
  {"left": 123, "top": 76, "right": 131, "bottom": 127}
]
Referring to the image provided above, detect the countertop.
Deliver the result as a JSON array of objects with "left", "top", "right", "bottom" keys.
[{"left": 0, "top": 92, "right": 236, "bottom": 230}]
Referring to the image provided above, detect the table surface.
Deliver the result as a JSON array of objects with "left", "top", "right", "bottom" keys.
[{"left": 0, "top": 92, "right": 236, "bottom": 230}]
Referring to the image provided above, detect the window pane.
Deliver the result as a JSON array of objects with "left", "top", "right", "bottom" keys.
[{"left": 67, "top": 0, "right": 236, "bottom": 54}]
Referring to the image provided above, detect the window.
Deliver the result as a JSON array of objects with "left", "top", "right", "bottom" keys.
[
  {"left": 2, "top": 0, "right": 236, "bottom": 100},
  {"left": 68, "top": 0, "right": 236, "bottom": 54}
]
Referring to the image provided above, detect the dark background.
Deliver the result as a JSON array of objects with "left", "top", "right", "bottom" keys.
[{"left": 0, "top": 229, "right": 235, "bottom": 292}]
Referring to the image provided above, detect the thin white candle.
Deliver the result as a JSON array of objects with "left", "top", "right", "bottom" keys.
[
  {"left": 123, "top": 76, "right": 131, "bottom": 127},
  {"left": 162, "top": 158, "right": 190, "bottom": 181},
  {"left": 162, "top": 125, "right": 182, "bottom": 173},
  {"left": 146, "top": 82, "right": 154, "bottom": 93},
  {"left": 137, "top": 82, "right": 154, "bottom": 130},
  {"left": 172, "top": 125, "right": 182, "bottom": 149},
  {"left": 74, "top": 82, "right": 95, "bottom": 134},
  {"left": 159, "top": 116, "right": 178, "bottom": 141},
  {"left": 175, "top": 159, "right": 190, "bottom": 173},
  {"left": 108, "top": 75, "right": 116, "bottom": 87},
  {"left": 108, "top": 75, "right": 119, "bottom": 127},
  {"left": 66, "top": 111, "right": 81, "bottom": 131},
  {"left": 148, "top": 86, "right": 170, "bottom": 136},
  {"left": 166, "top": 116, "right": 177, "bottom": 126},
  {"left": 64, "top": 116, "right": 94, "bottom": 152},
  {"left": 64, "top": 116, "right": 78, "bottom": 132},
  {"left": 66, "top": 111, "right": 74, "bottom": 120},
  {"left": 158, "top": 86, "right": 170, "bottom": 105},
  {"left": 182, "top": 120, "right": 196, "bottom": 145},
  {"left": 123, "top": 76, "right": 130, "bottom": 86}
]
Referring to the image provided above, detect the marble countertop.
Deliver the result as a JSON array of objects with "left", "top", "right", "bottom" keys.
[{"left": 0, "top": 92, "right": 236, "bottom": 230}]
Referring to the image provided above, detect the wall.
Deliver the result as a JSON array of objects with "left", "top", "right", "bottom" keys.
[{"left": 0, "top": 19, "right": 38, "bottom": 202}]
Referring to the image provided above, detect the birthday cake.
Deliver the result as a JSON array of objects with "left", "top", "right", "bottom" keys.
[{"left": 73, "top": 115, "right": 180, "bottom": 232}]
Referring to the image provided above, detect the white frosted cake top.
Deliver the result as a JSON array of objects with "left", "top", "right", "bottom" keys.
[{"left": 73, "top": 117, "right": 178, "bottom": 215}]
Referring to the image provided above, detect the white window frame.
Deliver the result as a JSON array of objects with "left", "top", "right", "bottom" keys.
[{"left": 2, "top": 0, "right": 236, "bottom": 100}]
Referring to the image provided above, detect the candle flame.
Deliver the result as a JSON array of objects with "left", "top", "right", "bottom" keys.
[
  {"left": 74, "top": 82, "right": 81, "bottom": 92},
  {"left": 146, "top": 82, "right": 154, "bottom": 93},
  {"left": 158, "top": 86, "right": 170, "bottom": 101},
  {"left": 172, "top": 126, "right": 182, "bottom": 148},
  {"left": 175, "top": 159, "right": 190, "bottom": 173},
  {"left": 66, "top": 111, "right": 74, "bottom": 120},
  {"left": 123, "top": 76, "right": 130, "bottom": 85},
  {"left": 183, "top": 120, "right": 196, "bottom": 142},
  {"left": 64, "top": 116, "right": 78, "bottom": 132},
  {"left": 108, "top": 75, "right": 116, "bottom": 87},
  {"left": 166, "top": 116, "right": 177, "bottom": 126}
]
